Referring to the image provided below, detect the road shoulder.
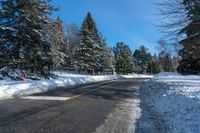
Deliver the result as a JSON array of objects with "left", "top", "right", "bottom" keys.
[{"left": 95, "top": 83, "right": 158, "bottom": 133}]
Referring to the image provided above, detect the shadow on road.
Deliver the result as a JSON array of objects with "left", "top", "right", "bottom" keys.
[
  {"left": 33, "top": 78, "right": 150, "bottom": 102},
  {"left": 0, "top": 78, "right": 157, "bottom": 133}
]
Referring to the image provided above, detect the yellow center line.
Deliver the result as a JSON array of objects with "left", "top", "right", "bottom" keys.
[
  {"left": 67, "top": 87, "right": 103, "bottom": 101},
  {"left": 65, "top": 80, "right": 119, "bottom": 101},
  {"left": 19, "top": 81, "right": 116, "bottom": 101}
]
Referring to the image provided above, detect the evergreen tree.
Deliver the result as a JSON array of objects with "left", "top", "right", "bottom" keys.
[
  {"left": 48, "top": 17, "right": 66, "bottom": 70},
  {"left": 75, "top": 12, "right": 101, "bottom": 74},
  {"left": 132, "top": 45, "right": 150, "bottom": 74},
  {"left": 158, "top": 51, "right": 173, "bottom": 72},
  {"left": 132, "top": 49, "right": 141, "bottom": 74},
  {"left": 0, "top": 0, "right": 56, "bottom": 75},
  {"left": 177, "top": 0, "right": 200, "bottom": 74},
  {"left": 66, "top": 24, "right": 81, "bottom": 69},
  {"left": 156, "top": 39, "right": 175, "bottom": 72},
  {"left": 104, "top": 47, "right": 115, "bottom": 74},
  {"left": 147, "top": 54, "right": 161, "bottom": 74},
  {"left": 100, "top": 35, "right": 114, "bottom": 74},
  {"left": 133, "top": 45, "right": 160, "bottom": 74},
  {"left": 113, "top": 42, "right": 132, "bottom": 74},
  {"left": 0, "top": 0, "right": 23, "bottom": 68}
]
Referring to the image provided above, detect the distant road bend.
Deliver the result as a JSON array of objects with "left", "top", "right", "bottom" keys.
[{"left": 0, "top": 78, "right": 158, "bottom": 133}]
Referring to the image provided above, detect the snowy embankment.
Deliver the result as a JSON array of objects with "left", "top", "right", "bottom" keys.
[
  {"left": 0, "top": 73, "right": 152, "bottom": 99},
  {"left": 142, "top": 72, "right": 200, "bottom": 132}
]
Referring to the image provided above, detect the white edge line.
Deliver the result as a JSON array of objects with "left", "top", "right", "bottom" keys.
[{"left": 20, "top": 96, "right": 71, "bottom": 101}]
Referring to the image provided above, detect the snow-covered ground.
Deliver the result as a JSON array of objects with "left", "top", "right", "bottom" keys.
[
  {"left": 142, "top": 72, "right": 200, "bottom": 133},
  {"left": 0, "top": 73, "right": 153, "bottom": 99}
]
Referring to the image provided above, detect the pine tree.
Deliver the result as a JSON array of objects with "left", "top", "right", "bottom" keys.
[
  {"left": 177, "top": 0, "right": 200, "bottom": 74},
  {"left": 100, "top": 35, "right": 114, "bottom": 74},
  {"left": 48, "top": 17, "right": 67, "bottom": 70},
  {"left": 156, "top": 39, "right": 174, "bottom": 72},
  {"left": 113, "top": 42, "right": 132, "bottom": 74},
  {"left": 158, "top": 51, "right": 173, "bottom": 72},
  {"left": 0, "top": 0, "right": 56, "bottom": 76},
  {"left": 66, "top": 24, "right": 81, "bottom": 69},
  {"left": 75, "top": 12, "right": 101, "bottom": 74},
  {"left": 0, "top": 0, "right": 23, "bottom": 68},
  {"left": 132, "top": 45, "right": 150, "bottom": 74},
  {"left": 147, "top": 54, "right": 161, "bottom": 74},
  {"left": 133, "top": 47, "right": 160, "bottom": 75},
  {"left": 132, "top": 49, "right": 141, "bottom": 74}
]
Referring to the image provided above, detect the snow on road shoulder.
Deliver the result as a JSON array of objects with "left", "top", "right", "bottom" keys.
[
  {"left": 142, "top": 72, "right": 200, "bottom": 133},
  {"left": 0, "top": 74, "right": 152, "bottom": 98},
  {"left": 121, "top": 74, "right": 153, "bottom": 79},
  {"left": 0, "top": 75, "right": 119, "bottom": 98}
]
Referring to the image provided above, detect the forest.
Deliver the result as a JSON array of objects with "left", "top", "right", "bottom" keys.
[{"left": 0, "top": 0, "right": 199, "bottom": 80}]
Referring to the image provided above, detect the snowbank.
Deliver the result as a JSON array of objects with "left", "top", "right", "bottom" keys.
[
  {"left": 0, "top": 74, "right": 152, "bottom": 98},
  {"left": 122, "top": 74, "right": 153, "bottom": 79},
  {"left": 142, "top": 72, "right": 200, "bottom": 132}
]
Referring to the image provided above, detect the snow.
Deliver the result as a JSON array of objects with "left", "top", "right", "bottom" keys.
[
  {"left": 122, "top": 74, "right": 153, "bottom": 79},
  {"left": 0, "top": 73, "right": 153, "bottom": 99},
  {"left": 142, "top": 72, "right": 200, "bottom": 132}
]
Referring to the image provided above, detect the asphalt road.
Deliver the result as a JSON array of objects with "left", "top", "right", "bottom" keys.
[{"left": 0, "top": 78, "right": 152, "bottom": 133}]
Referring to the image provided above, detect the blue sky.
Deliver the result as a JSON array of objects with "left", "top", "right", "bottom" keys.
[{"left": 52, "top": 0, "right": 163, "bottom": 53}]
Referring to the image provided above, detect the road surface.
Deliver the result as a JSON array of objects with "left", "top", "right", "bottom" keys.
[{"left": 0, "top": 78, "right": 157, "bottom": 133}]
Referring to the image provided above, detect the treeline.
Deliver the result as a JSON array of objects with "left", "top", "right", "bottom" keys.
[
  {"left": 0, "top": 0, "right": 115, "bottom": 77},
  {"left": 114, "top": 43, "right": 178, "bottom": 75},
  {"left": 0, "top": 0, "right": 177, "bottom": 79},
  {"left": 63, "top": 13, "right": 178, "bottom": 75},
  {"left": 48, "top": 12, "right": 178, "bottom": 75}
]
